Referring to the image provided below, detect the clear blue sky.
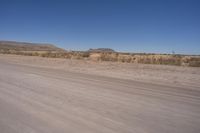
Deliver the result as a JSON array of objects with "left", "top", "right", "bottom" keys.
[{"left": 0, "top": 0, "right": 200, "bottom": 54}]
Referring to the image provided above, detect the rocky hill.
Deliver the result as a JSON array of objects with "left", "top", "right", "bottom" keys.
[
  {"left": 88, "top": 48, "right": 115, "bottom": 53},
  {"left": 0, "top": 41, "right": 64, "bottom": 52}
]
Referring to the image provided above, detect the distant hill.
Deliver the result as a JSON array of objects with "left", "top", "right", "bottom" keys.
[
  {"left": 88, "top": 48, "right": 115, "bottom": 53},
  {"left": 0, "top": 41, "right": 65, "bottom": 52}
]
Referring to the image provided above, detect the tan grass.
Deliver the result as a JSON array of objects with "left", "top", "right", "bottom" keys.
[{"left": 0, "top": 49, "right": 199, "bottom": 67}]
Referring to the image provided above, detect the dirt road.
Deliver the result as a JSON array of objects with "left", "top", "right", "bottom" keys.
[{"left": 0, "top": 57, "right": 200, "bottom": 133}]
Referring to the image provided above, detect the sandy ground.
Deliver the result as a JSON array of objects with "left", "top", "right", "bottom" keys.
[
  {"left": 0, "top": 54, "right": 200, "bottom": 133},
  {"left": 0, "top": 54, "right": 200, "bottom": 88}
]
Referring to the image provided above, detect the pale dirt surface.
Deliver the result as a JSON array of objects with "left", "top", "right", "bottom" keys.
[
  {"left": 0, "top": 54, "right": 200, "bottom": 133},
  {"left": 0, "top": 54, "right": 200, "bottom": 88}
]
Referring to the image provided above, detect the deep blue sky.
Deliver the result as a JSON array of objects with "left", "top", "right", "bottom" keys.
[{"left": 0, "top": 0, "right": 200, "bottom": 54}]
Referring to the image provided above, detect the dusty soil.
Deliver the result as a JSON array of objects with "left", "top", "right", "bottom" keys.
[
  {"left": 1, "top": 54, "right": 200, "bottom": 88},
  {"left": 0, "top": 54, "right": 200, "bottom": 133}
]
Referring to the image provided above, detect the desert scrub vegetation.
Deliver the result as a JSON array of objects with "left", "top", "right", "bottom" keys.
[
  {"left": 0, "top": 49, "right": 200, "bottom": 67},
  {"left": 184, "top": 57, "right": 200, "bottom": 67}
]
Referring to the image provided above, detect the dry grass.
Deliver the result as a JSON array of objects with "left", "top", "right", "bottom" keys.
[{"left": 0, "top": 49, "right": 200, "bottom": 67}]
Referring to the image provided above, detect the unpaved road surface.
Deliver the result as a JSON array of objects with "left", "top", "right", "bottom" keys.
[{"left": 0, "top": 56, "right": 200, "bottom": 133}]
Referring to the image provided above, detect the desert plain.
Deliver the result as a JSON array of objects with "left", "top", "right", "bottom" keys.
[{"left": 0, "top": 54, "right": 200, "bottom": 133}]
